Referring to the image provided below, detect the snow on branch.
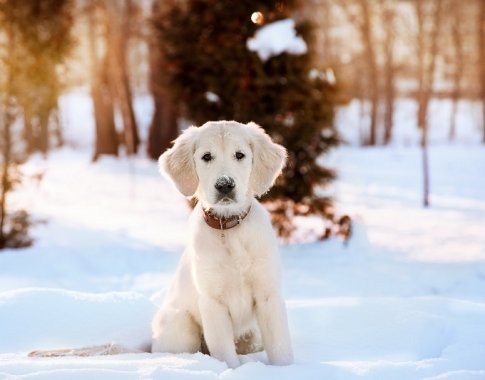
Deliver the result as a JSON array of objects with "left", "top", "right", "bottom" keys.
[{"left": 246, "top": 19, "right": 307, "bottom": 62}]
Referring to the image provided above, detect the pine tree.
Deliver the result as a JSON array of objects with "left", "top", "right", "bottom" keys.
[{"left": 153, "top": 0, "right": 339, "bottom": 238}]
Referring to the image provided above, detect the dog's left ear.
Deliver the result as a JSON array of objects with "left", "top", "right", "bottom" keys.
[
  {"left": 247, "top": 122, "right": 287, "bottom": 197},
  {"left": 159, "top": 126, "right": 199, "bottom": 196}
]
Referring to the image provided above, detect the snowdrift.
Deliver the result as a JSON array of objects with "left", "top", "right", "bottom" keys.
[
  {"left": 2, "top": 280, "right": 485, "bottom": 379},
  {"left": 0, "top": 288, "right": 155, "bottom": 353}
]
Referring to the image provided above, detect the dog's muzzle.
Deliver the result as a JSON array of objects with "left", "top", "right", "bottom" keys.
[{"left": 215, "top": 176, "right": 235, "bottom": 197}]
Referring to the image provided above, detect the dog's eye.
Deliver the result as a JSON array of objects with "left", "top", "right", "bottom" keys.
[
  {"left": 201, "top": 153, "right": 213, "bottom": 162},
  {"left": 235, "top": 151, "right": 245, "bottom": 160}
]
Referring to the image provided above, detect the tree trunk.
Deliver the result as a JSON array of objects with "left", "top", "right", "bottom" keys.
[
  {"left": 383, "top": 70, "right": 395, "bottom": 145},
  {"left": 22, "top": 98, "right": 53, "bottom": 155},
  {"left": 382, "top": 1, "right": 395, "bottom": 145},
  {"left": 422, "top": 129, "right": 430, "bottom": 207},
  {"left": 479, "top": 0, "right": 485, "bottom": 143},
  {"left": 147, "top": 0, "right": 179, "bottom": 160},
  {"left": 92, "top": 55, "right": 119, "bottom": 161},
  {"left": 88, "top": 3, "right": 118, "bottom": 161},
  {"left": 22, "top": 102, "right": 35, "bottom": 154},
  {"left": 0, "top": 26, "right": 15, "bottom": 247},
  {"left": 415, "top": 0, "right": 443, "bottom": 208},
  {"left": 147, "top": 88, "right": 178, "bottom": 159},
  {"left": 320, "top": 0, "right": 333, "bottom": 63},
  {"left": 416, "top": 0, "right": 426, "bottom": 141},
  {"left": 0, "top": 111, "right": 12, "bottom": 247},
  {"left": 106, "top": 0, "right": 139, "bottom": 156},
  {"left": 0, "top": 104, "right": 12, "bottom": 247},
  {"left": 424, "top": 0, "right": 442, "bottom": 137},
  {"left": 359, "top": 0, "right": 379, "bottom": 146},
  {"left": 339, "top": 0, "right": 378, "bottom": 145},
  {"left": 52, "top": 102, "right": 64, "bottom": 148},
  {"left": 38, "top": 106, "right": 50, "bottom": 154},
  {"left": 449, "top": 0, "right": 463, "bottom": 141}
]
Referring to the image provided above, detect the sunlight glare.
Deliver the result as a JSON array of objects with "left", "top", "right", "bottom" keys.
[{"left": 251, "top": 11, "right": 264, "bottom": 25}]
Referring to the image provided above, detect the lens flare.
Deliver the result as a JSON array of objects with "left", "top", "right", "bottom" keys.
[{"left": 251, "top": 11, "right": 264, "bottom": 25}]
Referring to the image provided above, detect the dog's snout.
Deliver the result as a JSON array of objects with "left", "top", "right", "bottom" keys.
[{"left": 215, "top": 176, "right": 235, "bottom": 195}]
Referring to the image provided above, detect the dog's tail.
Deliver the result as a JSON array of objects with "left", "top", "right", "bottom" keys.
[{"left": 28, "top": 342, "right": 151, "bottom": 358}]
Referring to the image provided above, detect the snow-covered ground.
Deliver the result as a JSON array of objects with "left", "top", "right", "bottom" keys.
[{"left": 0, "top": 92, "right": 485, "bottom": 379}]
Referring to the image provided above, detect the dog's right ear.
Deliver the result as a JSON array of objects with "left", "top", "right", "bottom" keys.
[{"left": 158, "top": 126, "right": 199, "bottom": 197}]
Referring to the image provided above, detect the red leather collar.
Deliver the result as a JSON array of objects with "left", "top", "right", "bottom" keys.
[{"left": 203, "top": 206, "right": 251, "bottom": 230}]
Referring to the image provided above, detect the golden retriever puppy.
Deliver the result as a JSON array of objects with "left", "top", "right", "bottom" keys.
[{"left": 152, "top": 121, "right": 293, "bottom": 368}]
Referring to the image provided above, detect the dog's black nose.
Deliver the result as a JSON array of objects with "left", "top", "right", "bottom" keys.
[{"left": 215, "top": 176, "right": 235, "bottom": 195}]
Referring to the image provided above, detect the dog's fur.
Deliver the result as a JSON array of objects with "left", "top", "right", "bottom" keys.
[
  {"left": 152, "top": 121, "right": 293, "bottom": 368},
  {"left": 28, "top": 121, "right": 293, "bottom": 368}
]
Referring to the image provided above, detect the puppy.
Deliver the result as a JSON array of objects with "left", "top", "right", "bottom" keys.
[{"left": 152, "top": 120, "right": 293, "bottom": 368}]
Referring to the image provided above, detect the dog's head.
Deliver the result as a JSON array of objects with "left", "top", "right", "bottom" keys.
[{"left": 159, "top": 121, "right": 286, "bottom": 216}]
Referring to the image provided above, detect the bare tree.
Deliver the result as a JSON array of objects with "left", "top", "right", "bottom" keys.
[
  {"left": 3, "top": 1, "right": 73, "bottom": 156},
  {"left": 381, "top": 0, "right": 396, "bottom": 144},
  {"left": 106, "top": 0, "right": 140, "bottom": 155},
  {"left": 359, "top": 0, "right": 379, "bottom": 146},
  {"left": 319, "top": 0, "right": 334, "bottom": 64},
  {"left": 479, "top": 0, "right": 485, "bottom": 143},
  {"left": 88, "top": 1, "right": 141, "bottom": 161},
  {"left": 0, "top": 19, "right": 32, "bottom": 249},
  {"left": 415, "top": 0, "right": 443, "bottom": 207},
  {"left": 147, "top": 0, "right": 179, "bottom": 160},
  {"left": 88, "top": 3, "right": 118, "bottom": 161},
  {"left": 303, "top": 0, "right": 335, "bottom": 64},
  {"left": 448, "top": 0, "right": 464, "bottom": 141},
  {"left": 0, "top": 28, "right": 14, "bottom": 246},
  {"left": 87, "top": 0, "right": 140, "bottom": 160},
  {"left": 340, "top": 0, "right": 379, "bottom": 145}
]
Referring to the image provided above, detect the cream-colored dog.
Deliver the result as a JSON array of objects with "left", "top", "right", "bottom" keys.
[
  {"left": 28, "top": 120, "right": 293, "bottom": 368},
  {"left": 152, "top": 120, "right": 293, "bottom": 368}
]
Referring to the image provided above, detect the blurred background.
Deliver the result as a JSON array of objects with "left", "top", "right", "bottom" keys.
[
  {"left": 0, "top": 0, "right": 483, "bottom": 248},
  {"left": 1, "top": 1, "right": 485, "bottom": 377}
]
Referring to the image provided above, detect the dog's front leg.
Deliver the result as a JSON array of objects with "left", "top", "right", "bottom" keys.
[
  {"left": 199, "top": 296, "right": 240, "bottom": 368},
  {"left": 255, "top": 292, "right": 294, "bottom": 366}
]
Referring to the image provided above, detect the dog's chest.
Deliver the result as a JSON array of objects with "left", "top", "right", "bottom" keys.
[
  {"left": 196, "top": 231, "right": 258, "bottom": 300},
  {"left": 216, "top": 237, "right": 254, "bottom": 284},
  {"left": 217, "top": 239, "right": 257, "bottom": 325}
]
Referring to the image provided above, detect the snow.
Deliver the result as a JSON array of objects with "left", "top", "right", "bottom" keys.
[
  {"left": 205, "top": 92, "right": 220, "bottom": 103},
  {"left": 0, "top": 288, "right": 155, "bottom": 353},
  {"left": 309, "top": 68, "right": 336, "bottom": 85},
  {"left": 246, "top": 19, "right": 307, "bottom": 62},
  {"left": 325, "top": 146, "right": 485, "bottom": 263},
  {"left": 0, "top": 90, "right": 485, "bottom": 379}
]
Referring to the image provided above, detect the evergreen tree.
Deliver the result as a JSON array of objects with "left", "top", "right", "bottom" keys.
[{"left": 153, "top": 0, "right": 339, "bottom": 238}]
